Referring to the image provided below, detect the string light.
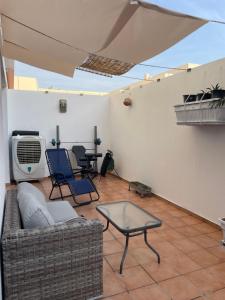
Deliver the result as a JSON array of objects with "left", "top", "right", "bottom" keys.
[
  {"left": 138, "top": 63, "right": 187, "bottom": 71},
  {"left": 120, "top": 75, "right": 154, "bottom": 81}
]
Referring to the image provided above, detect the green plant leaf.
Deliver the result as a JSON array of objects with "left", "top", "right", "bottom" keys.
[{"left": 209, "top": 97, "right": 225, "bottom": 109}]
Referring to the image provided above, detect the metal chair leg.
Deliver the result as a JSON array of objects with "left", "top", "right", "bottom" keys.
[
  {"left": 50, "top": 179, "right": 100, "bottom": 207},
  {"left": 71, "top": 195, "right": 87, "bottom": 207},
  {"left": 49, "top": 184, "right": 65, "bottom": 201},
  {"left": 66, "top": 184, "right": 92, "bottom": 207},
  {"left": 58, "top": 185, "right": 64, "bottom": 200},
  {"left": 89, "top": 192, "right": 93, "bottom": 201},
  {"left": 88, "top": 178, "right": 100, "bottom": 202},
  {"left": 49, "top": 186, "right": 55, "bottom": 200}
]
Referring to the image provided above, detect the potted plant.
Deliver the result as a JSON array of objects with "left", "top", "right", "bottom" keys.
[
  {"left": 210, "top": 97, "right": 225, "bottom": 109},
  {"left": 176, "top": 84, "right": 225, "bottom": 125},
  {"left": 207, "top": 83, "right": 225, "bottom": 99},
  {"left": 183, "top": 94, "right": 197, "bottom": 103},
  {"left": 206, "top": 84, "right": 225, "bottom": 108}
]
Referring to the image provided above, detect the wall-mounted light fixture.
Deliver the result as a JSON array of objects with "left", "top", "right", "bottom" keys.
[
  {"left": 123, "top": 97, "right": 132, "bottom": 107},
  {"left": 59, "top": 99, "right": 67, "bottom": 113}
]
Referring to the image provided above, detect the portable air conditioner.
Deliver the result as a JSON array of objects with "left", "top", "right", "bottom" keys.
[{"left": 12, "top": 135, "right": 46, "bottom": 182}]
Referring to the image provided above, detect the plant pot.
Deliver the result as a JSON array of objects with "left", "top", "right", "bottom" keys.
[
  {"left": 196, "top": 93, "right": 211, "bottom": 101},
  {"left": 174, "top": 99, "right": 225, "bottom": 125},
  {"left": 203, "top": 92, "right": 212, "bottom": 100},
  {"left": 196, "top": 93, "right": 203, "bottom": 101},
  {"left": 211, "top": 89, "right": 225, "bottom": 99},
  {"left": 183, "top": 94, "right": 197, "bottom": 103}
]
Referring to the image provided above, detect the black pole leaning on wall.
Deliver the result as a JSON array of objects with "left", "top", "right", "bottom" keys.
[
  {"left": 94, "top": 126, "right": 98, "bottom": 172},
  {"left": 56, "top": 125, "right": 60, "bottom": 149}
]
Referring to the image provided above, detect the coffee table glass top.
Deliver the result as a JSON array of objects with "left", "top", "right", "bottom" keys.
[{"left": 96, "top": 201, "right": 161, "bottom": 233}]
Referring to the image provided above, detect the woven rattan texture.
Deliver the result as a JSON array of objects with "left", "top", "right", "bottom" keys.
[{"left": 2, "top": 190, "right": 103, "bottom": 300}]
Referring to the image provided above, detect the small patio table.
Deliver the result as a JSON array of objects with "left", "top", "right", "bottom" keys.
[{"left": 96, "top": 201, "right": 162, "bottom": 274}]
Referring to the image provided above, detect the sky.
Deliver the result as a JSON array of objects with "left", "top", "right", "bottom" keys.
[{"left": 14, "top": 0, "right": 225, "bottom": 93}]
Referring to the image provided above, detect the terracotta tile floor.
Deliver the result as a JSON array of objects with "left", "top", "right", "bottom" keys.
[{"left": 32, "top": 175, "right": 225, "bottom": 300}]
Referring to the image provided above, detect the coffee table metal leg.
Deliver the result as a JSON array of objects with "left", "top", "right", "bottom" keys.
[
  {"left": 120, "top": 234, "right": 129, "bottom": 274},
  {"left": 103, "top": 220, "right": 109, "bottom": 232},
  {"left": 144, "top": 230, "right": 160, "bottom": 264}
]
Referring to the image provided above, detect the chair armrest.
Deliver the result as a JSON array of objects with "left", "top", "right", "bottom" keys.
[
  {"left": 79, "top": 156, "right": 88, "bottom": 162},
  {"left": 72, "top": 167, "right": 83, "bottom": 175},
  {"left": 50, "top": 172, "right": 66, "bottom": 184}
]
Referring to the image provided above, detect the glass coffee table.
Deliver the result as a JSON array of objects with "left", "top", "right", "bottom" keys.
[{"left": 96, "top": 201, "right": 162, "bottom": 274}]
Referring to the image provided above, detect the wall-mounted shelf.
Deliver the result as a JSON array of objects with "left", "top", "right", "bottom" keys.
[{"left": 174, "top": 98, "right": 225, "bottom": 125}]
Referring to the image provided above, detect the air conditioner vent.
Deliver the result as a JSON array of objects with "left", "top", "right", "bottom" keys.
[{"left": 17, "top": 141, "right": 41, "bottom": 164}]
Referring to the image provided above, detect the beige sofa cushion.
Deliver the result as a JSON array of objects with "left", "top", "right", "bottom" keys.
[
  {"left": 17, "top": 182, "right": 47, "bottom": 207},
  {"left": 18, "top": 191, "right": 55, "bottom": 229},
  {"left": 47, "top": 201, "right": 79, "bottom": 223}
]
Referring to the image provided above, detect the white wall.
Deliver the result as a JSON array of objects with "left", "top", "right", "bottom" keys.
[
  {"left": 0, "top": 86, "right": 8, "bottom": 200},
  {"left": 0, "top": 56, "right": 8, "bottom": 300},
  {"left": 6, "top": 58, "right": 225, "bottom": 225},
  {"left": 109, "top": 57, "right": 225, "bottom": 224},
  {"left": 1, "top": 87, "right": 9, "bottom": 182},
  {"left": 7, "top": 90, "right": 110, "bottom": 177}
]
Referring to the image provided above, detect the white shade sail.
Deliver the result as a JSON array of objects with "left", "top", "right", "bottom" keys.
[
  {"left": 0, "top": 0, "right": 207, "bottom": 76},
  {"left": 2, "top": 41, "right": 76, "bottom": 76},
  {"left": 2, "top": 16, "right": 86, "bottom": 65},
  {"left": 99, "top": 3, "right": 207, "bottom": 63}
]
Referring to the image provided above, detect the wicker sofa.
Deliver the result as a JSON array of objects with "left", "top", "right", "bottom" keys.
[{"left": 1, "top": 189, "right": 103, "bottom": 300}]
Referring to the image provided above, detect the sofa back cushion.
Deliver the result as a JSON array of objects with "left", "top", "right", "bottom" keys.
[
  {"left": 18, "top": 191, "right": 55, "bottom": 229},
  {"left": 17, "top": 182, "right": 47, "bottom": 207}
]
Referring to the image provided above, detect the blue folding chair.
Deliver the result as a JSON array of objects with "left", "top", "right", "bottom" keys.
[{"left": 45, "top": 148, "right": 100, "bottom": 207}]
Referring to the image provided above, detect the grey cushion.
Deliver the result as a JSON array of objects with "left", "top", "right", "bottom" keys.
[
  {"left": 17, "top": 182, "right": 47, "bottom": 207},
  {"left": 18, "top": 191, "right": 55, "bottom": 229},
  {"left": 47, "top": 201, "right": 79, "bottom": 223}
]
